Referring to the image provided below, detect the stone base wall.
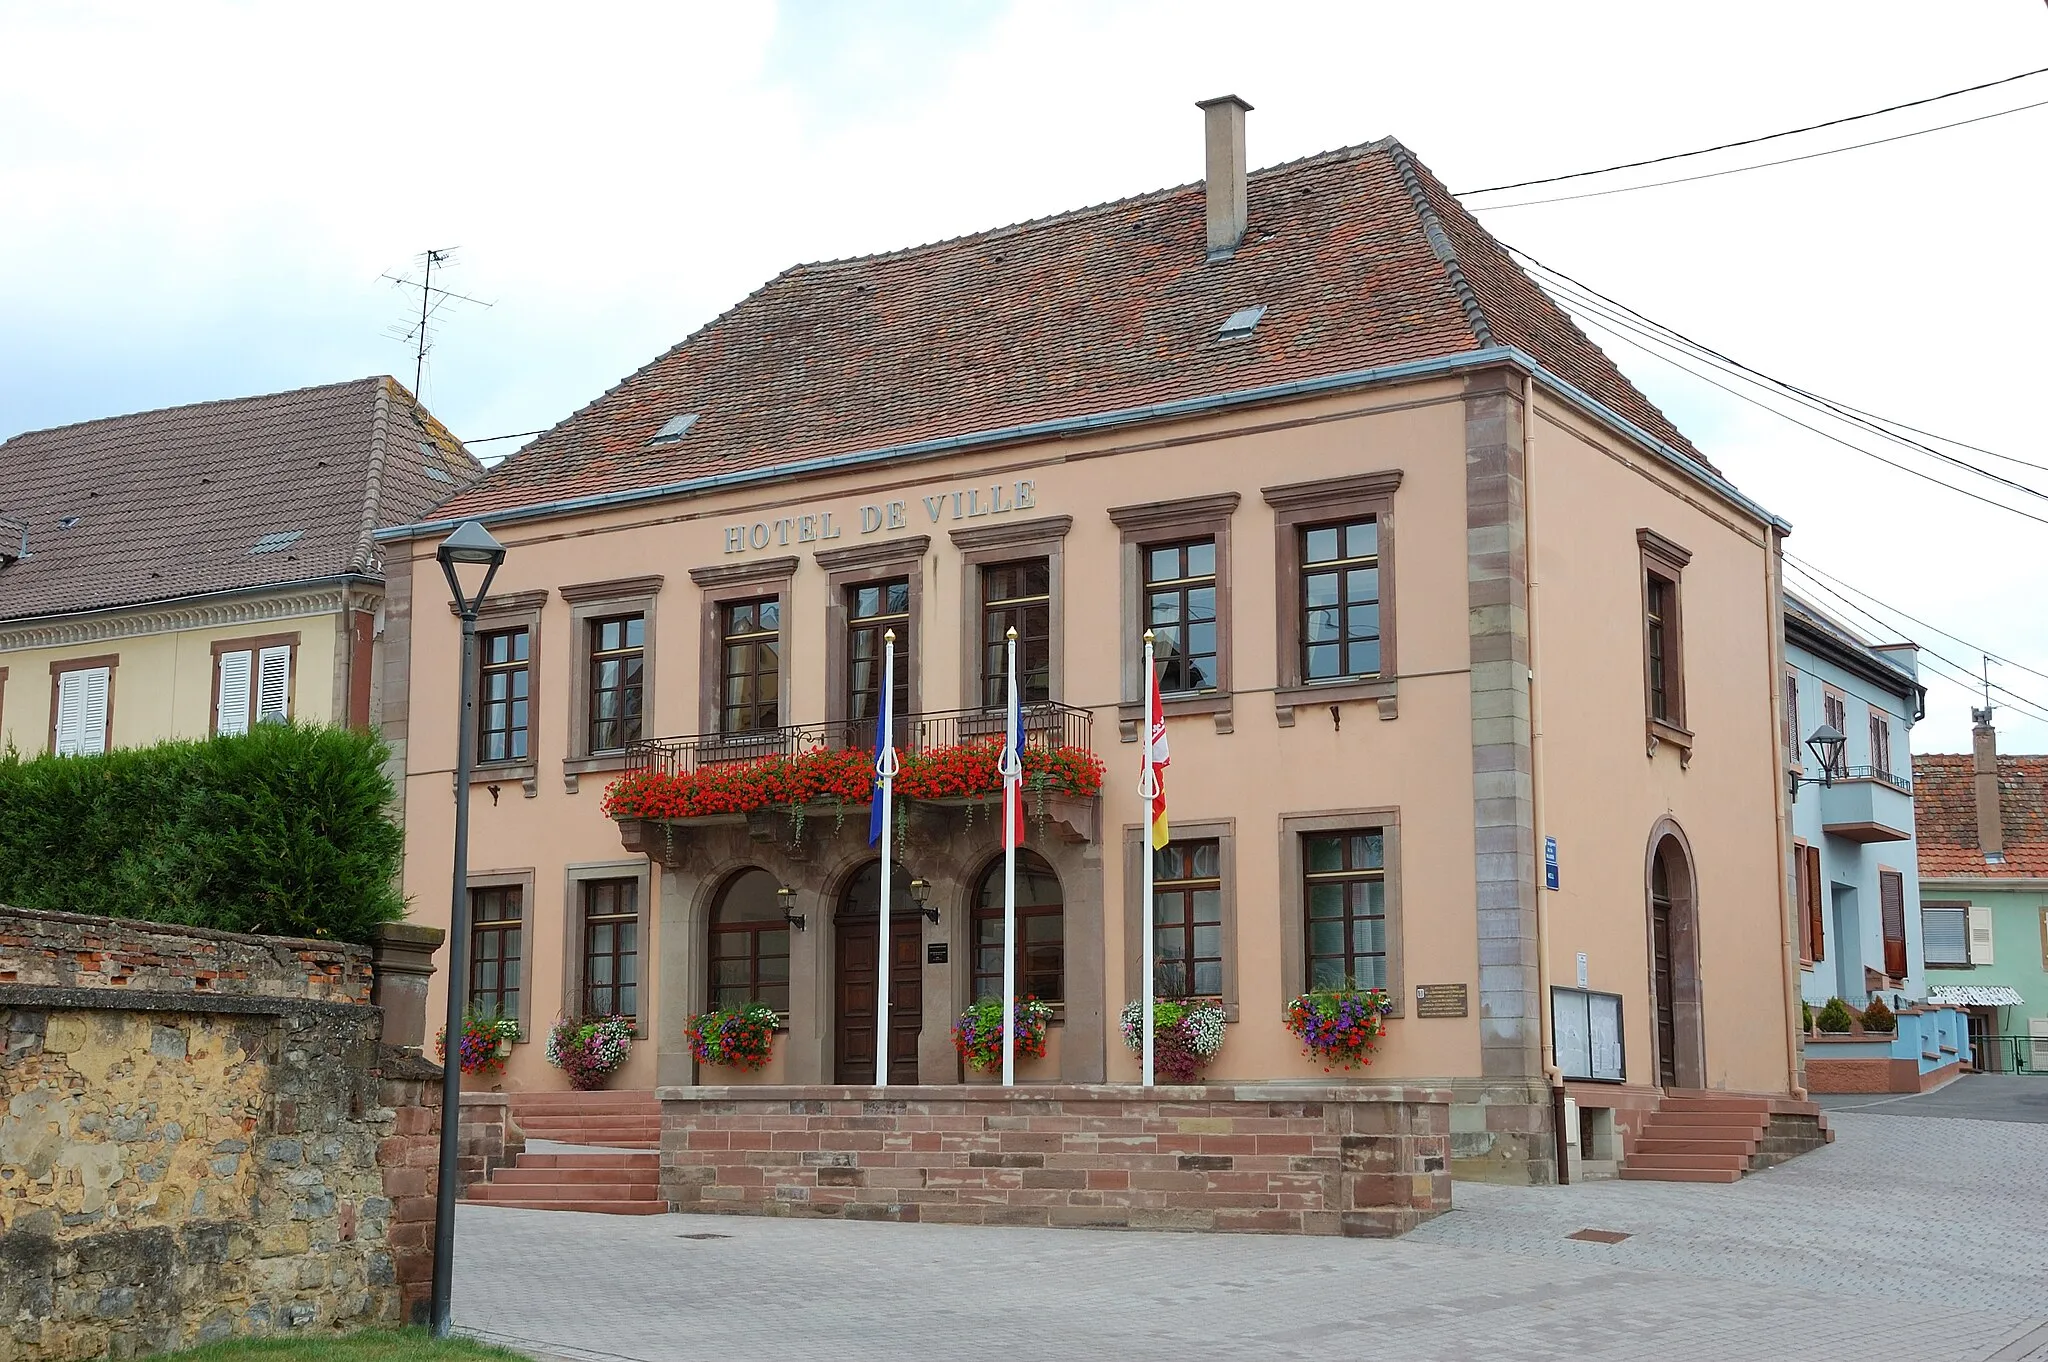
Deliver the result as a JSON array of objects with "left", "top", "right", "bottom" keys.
[
  {"left": 456, "top": 1093, "right": 524, "bottom": 1193},
  {"left": 659, "top": 1084, "right": 1452, "bottom": 1237},
  {"left": 1444, "top": 1079, "right": 1558, "bottom": 1185},
  {"left": 1804, "top": 1056, "right": 1962, "bottom": 1095}
]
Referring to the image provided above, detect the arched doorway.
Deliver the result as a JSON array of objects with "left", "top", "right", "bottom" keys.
[
  {"left": 970, "top": 851, "right": 1064, "bottom": 1004},
  {"left": 834, "top": 861, "right": 922, "bottom": 1085},
  {"left": 708, "top": 868, "right": 791, "bottom": 1016},
  {"left": 1645, "top": 824, "right": 1705, "bottom": 1089}
]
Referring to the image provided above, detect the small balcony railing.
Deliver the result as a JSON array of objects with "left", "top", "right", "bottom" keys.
[
  {"left": 1826, "top": 764, "right": 1911, "bottom": 794},
  {"left": 624, "top": 702, "right": 1094, "bottom": 778}
]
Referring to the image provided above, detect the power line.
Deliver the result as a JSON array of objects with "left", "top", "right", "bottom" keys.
[
  {"left": 1459, "top": 64, "right": 2048, "bottom": 195},
  {"left": 465, "top": 428, "right": 549, "bottom": 444},
  {"left": 1523, "top": 262, "right": 2048, "bottom": 506},
  {"left": 1785, "top": 552, "right": 2048, "bottom": 690}
]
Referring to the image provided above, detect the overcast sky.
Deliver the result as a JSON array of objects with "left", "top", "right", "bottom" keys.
[{"left": 4, "top": 0, "right": 2044, "bottom": 754}]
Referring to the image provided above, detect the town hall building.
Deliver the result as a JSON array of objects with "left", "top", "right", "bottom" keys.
[{"left": 382, "top": 99, "right": 1816, "bottom": 1184}]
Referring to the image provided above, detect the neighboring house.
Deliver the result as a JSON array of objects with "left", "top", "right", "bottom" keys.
[
  {"left": 0, "top": 377, "right": 479, "bottom": 761},
  {"left": 1917, "top": 712, "right": 2048, "bottom": 1073},
  {"left": 1782, "top": 591, "right": 1926, "bottom": 1006},
  {"left": 382, "top": 98, "right": 1816, "bottom": 1183}
]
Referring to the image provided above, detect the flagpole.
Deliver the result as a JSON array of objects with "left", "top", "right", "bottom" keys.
[
  {"left": 875, "top": 630, "right": 898, "bottom": 1087},
  {"left": 1140, "top": 630, "right": 1157, "bottom": 1088},
  {"left": 1001, "top": 626, "right": 1021, "bottom": 1088}
]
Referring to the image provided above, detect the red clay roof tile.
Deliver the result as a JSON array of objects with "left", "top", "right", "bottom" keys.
[{"left": 1912, "top": 751, "right": 2048, "bottom": 877}]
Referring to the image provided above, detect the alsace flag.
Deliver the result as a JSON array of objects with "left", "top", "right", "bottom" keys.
[
  {"left": 868, "top": 680, "right": 892, "bottom": 847},
  {"left": 1147, "top": 669, "right": 1170, "bottom": 850},
  {"left": 1005, "top": 671, "right": 1027, "bottom": 847}
]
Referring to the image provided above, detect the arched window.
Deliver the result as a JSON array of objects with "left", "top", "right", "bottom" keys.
[
  {"left": 971, "top": 851, "right": 1063, "bottom": 1002},
  {"left": 709, "top": 868, "right": 789, "bottom": 1014}
]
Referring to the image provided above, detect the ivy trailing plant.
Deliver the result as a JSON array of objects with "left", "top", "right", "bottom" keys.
[
  {"left": 601, "top": 740, "right": 1105, "bottom": 823},
  {"left": 686, "top": 1002, "right": 779, "bottom": 1071}
]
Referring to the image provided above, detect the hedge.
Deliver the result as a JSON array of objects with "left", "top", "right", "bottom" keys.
[{"left": 0, "top": 722, "right": 404, "bottom": 943}]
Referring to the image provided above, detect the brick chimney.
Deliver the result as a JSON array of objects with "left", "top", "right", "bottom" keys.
[
  {"left": 1197, "top": 94, "right": 1252, "bottom": 260},
  {"left": 1972, "top": 706, "right": 2003, "bottom": 859}
]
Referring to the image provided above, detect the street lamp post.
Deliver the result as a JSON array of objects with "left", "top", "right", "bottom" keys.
[{"left": 430, "top": 520, "right": 506, "bottom": 1339}]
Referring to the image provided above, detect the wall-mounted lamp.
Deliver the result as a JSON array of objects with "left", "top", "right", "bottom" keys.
[
  {"left": 908, "top": 875, "right": 939, "bottom": 924},
  {"left": 776, "top": 884, "right": 806, "bottom": 931},
  {"left": 1788, "top": 724, "right": 1847, "bottom": 801}
]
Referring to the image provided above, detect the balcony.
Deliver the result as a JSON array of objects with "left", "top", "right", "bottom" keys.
[
  {"left": 623, "top": 702, "right": 1095, "bottom": 778},
  {"left": 1819, "top": 765, "right": 1914, "bottom": 843}
]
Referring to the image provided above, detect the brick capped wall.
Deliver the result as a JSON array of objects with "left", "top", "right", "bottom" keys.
[
  {"left": 0, "top": 907, "right": 372, "bottom": 1004},
  {"left": 661, "top": 1084, "right": 1452, "bottom": 1237}
]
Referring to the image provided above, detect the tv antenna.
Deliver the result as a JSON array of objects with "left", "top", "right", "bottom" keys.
[{"left": 382, "top": 248, "right": 493, "bottom": 395}]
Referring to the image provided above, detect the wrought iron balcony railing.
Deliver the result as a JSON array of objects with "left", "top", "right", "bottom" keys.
[
  {"left": 623, "top": 702, "right": 1094, "bottom": 779},
  {"left": 1826, "top": 764, "right": 1912, "bottom": 794}
]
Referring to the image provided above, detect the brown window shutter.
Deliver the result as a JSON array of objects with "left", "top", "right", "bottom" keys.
[
  {"left": 1794, "top": 844, "right": 1811, "bottom": 959},
  {"left": 1805, "top": 845, "right": 1824, "bottom": 962},
  {"left": 1880, "top": 870, "right": 1907, "bottom": 979}
]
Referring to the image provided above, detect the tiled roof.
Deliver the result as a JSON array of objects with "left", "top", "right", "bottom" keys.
[
  {"left": 1912, "top": 752, "right": 2048, "bottom": 877},
  {"left": 0, "top": 377, "right": 481, "bottom": 623},
  {"left": 434, "top": 139, "right": 1707, "bottom": 521}
]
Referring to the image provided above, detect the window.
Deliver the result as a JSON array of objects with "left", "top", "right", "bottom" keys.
[
  {"left": 1922, "top": 904, "right": 1969, "bottom": 967},
  {"left": 708, "top": 868, "right": 790, "bottom": 1014},
  {"left": 846, "top": 579, "right": 909, "bottom": 729},
  {"left": 1146, "top": 542, "right": 1219, "bottom": 694},
  {"left": 478, "top": 627, "right": 531, "bottom": 763},
  {"left": 1302, "top": 829, "right": 1387, "bottom": 990},
  {"left": 469, "top": 884, "right": 523, "bottom": 1020},
  {"left": 587, "top": 613, "right": 645, "bottom": 753},
  {"left": 1299, "top": 520, "right": 1381, "bottom": 684},
  {"left": 980, "top": 560, "right": 1051, "bottom": 707},
  {"left": 1783, "top": 670, "right": 1800, "bottom": 765},
  {"left": 1637, "top": 529, "right": 1692, "bottom": 746},
  {"left": 1879, "top": 869, "right": 1907, "bottom": 979},
  {"left": 972, "top": 850, "right": 1063, "bottom": 1002},
  {"left": 1263, "top": 472, "right": 1401, "bottom": 725},
  {"left": 50, "top": 657, "right": 115, "bottom": 756},
  {"left": 1152, "top": 839, "right": 1222, "bottom": 998},
  {"left": 1870, "top": 711, "right": 1893, "bottom": 778},
  {"left": 1822, "top": 692, "right": 1848, "bottom": 775},
  {"left": 212, "top": 636, "right": 294, "bottom": 736},
  {"left": 580, "top": 878, "right": 639, "bottom": 1019},
  {"left": 1794, "top": 839, "right": 1813, "bottom": 963},
  {"left": 718, "top": 599, "right": 780, "bottom": 734}
]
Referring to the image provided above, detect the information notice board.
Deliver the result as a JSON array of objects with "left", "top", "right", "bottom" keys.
[{"left": 1551, "top": 987, "right": 1625, "bottom": 1082}]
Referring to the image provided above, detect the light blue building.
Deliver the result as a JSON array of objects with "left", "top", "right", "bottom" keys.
[{"left": 1783, "top": 592, "right": 1927, "bottom": 1008}]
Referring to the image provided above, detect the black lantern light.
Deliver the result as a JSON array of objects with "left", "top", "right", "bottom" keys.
[
  {"left": 777, "top": 884, "right": 806, "bottom": 931},
  {"left": 1789, "top": 723, "right": 1848, "bottom": 801},
  {"left": 908, "top": 875, "right": 938, "bottom": 924}
]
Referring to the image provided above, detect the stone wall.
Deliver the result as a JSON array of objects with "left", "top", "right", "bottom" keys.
[
  {"left": 0, "top": 906, "right": 441, "bottom": 1359},
  {"left": 661, "top": 1084, "right": 1452, "bottom": 1236}
]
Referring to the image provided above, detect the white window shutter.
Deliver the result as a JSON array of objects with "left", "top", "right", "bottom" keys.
[
  {"left": 54, "top": 670, "right": 86, "bottom": 755},
  {"left": 217, "top": 651, "right": 253, "bottom": 736},
  {"left": 255, "top": 645, "right": 291, "bottom": 723},
  {"left": 79, "top": 668, "right": 109, "bottom": 754},
  {"left": 1968, "top": 906, "right": 1995, "bottom": 966}
]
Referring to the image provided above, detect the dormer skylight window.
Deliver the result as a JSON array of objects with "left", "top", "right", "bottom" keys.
[
  {"left": 1218, "top": 305, "right": 1266, "bottom": 342},
  {"left": 249, "top": 530, "right": 305, "bottom": 555},
  {"left": 648, "top": 413, "right": 699, "bottom": 446},
  {"left": 57, "top": 515, "right": 81, "bottom": 530}
]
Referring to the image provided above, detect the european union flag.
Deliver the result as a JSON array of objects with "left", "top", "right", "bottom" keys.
[{"left": 868, "top": 678, "right": 892, "bottom": 847}]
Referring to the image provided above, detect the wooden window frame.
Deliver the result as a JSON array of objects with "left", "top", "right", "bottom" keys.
[
  {"left": 1870, "top": 710, "right": 1893, "bottom": 780},
  {"left": 970, "top": 848, "right": 1066, "bottom": 1004},
  {"left": 47, "top": 654, "right": 118, "bottom": 756},
  {"left": 713, "top": 598, "right": 780, "bottom": 735},
  {"left": 208, "top": 632, "right": 300, "bottom": 736},
  {"left": 561, "top": 575, "right": 663, "bottom": 788},
  {"left": 561, "top": 860, "right": 653, "bottom": 1023},
  {"left": 1278, "top": 808, "right": 1405, "bottom": 1017},
  {"left": 465, "top": 867, "right": 534, "bottom": 1041},
  {"left": 453, "top": 589, "right": 547, "bottom": 789},
  {"left": 477, "top": 626, "right": 533, "bottom": 766},
  {"left": 1108, "top": 493, "right": 1238, "bottom": 738},
  {"left": 952, "top": 516, "right": 1071, "bottom": 709},
  {"left": 1821, "top": 688, "right": 1849, "bottom": 778},
  {"left": 1793, "top": 837, "right": 1813, "bottom": 967},
  {"left": 708, "top": 869, "right": 793, "bottom": 1017},
  {"left": 1638, "top": 529, "right": 1692, "bottom": 759},
  {"left": 1921, "top": 900, "right": 1971, "bottom": 969},
  {"left": 579, "top": 876, "right": 643, "bottom": 1021},
  {"left": 1263, "top": 472, "right": 1401, "bottom": 726},
  {"left": 690, "top": 558, "right": 795, "bottom": 740},
  {"left": 1122, "top": 819, "right": 1238, "bottom": 1021},
  {"left": 1878, "top": 866, "right": 1908, "bottom": 980},
  {"left": 820, "top": 537, "right": 928, "bottom": 739},
  {"left": 1783, "top": 668, "right": 1802, "bottom": 773}
]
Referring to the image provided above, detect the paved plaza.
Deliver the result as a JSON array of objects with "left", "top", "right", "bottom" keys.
[{"left": 455, "top": 1080, "right": 2048, "bottom": 1362}]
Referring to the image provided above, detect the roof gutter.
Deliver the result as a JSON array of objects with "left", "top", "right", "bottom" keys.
[
  {"left": 0, "top": 572, "right": 383, "bottom": 632},
  {"left": 377, "top": 345, "right": 1790, "bottom": 542}
]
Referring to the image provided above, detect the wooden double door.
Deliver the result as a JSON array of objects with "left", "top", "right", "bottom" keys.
[{"left": 834, "top": 863, "right": 923, "bottom": 1085}]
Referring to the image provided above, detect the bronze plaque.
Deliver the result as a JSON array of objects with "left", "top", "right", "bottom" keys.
[{"left": 1415, "top": 983, "right": 1468, "bottom": 1018}]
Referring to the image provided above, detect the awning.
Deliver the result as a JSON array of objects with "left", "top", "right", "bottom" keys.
[{"left": 1927, "top": 985, "right": 2026, "bottom": 1008}]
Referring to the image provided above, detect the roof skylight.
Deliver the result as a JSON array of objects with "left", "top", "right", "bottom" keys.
[
  {"left": 1218, "top": 305, "right": 1266, "bottom": 342},
  {"left": 249, "top": 530, "right": 305, "bottom": 555},
  {"left": 648, "top": 413, "right": 700, "bottom": 446}
]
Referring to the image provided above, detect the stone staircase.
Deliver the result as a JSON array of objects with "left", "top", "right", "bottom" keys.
[
  {"left": 507, "top": 1090, "right": 662, "bottom": 1150},
  {"left": 466, "top": 1148, "right": 667, "bottom": 1215},
  {"left": 1620, "top": 1093, "right": 1830, "bottom": 1183}
]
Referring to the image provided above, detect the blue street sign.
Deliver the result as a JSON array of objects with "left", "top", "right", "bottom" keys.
[{"left": 1544, "top": 836, "right": 1559, "bottom": 891}]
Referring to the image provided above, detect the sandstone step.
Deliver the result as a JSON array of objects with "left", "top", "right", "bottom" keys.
[
  {"left": 513, "top": 1152, "right": 659, "bottom": 1170},
  {"left": 492, "top": 1166, "right": 660, "bottom": 1187},
  {"left": 473, "top": 1180, "right": 657, "bottom": 1202},
  {"left": 1622, "top": 1151, "right": 1749, "bottom": 1173},
  {"left": 1630, "top": 1137, "right": 1758, "bottom": 1157},
  {"left": 468, "top": 1198, "right": 670, "bottom": 1215},
  {"left": 1656, "top": 1095, "right": 1771, "bottom": 1112},
  {"left": 1619, "top": 1166, "right": 1743, "bottom": 1184},
  {"left": 1643, "top": 1111, "right": 1768, "bottom": 1130}
]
